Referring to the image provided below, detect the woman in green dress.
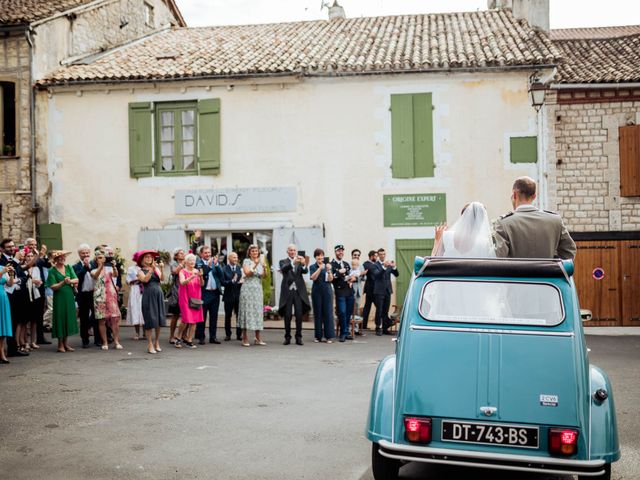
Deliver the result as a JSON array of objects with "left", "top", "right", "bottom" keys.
[{"left": 46, "top": 250, "right": 79, "bottom": 353}]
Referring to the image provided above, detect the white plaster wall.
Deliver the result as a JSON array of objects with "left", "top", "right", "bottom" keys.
[{"left": 44, "top": 72, "right": 538, "bottom": 258}]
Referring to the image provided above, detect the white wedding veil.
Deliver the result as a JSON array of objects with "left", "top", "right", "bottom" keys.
[{"left": 445, "top": 201, "right": 496, "bottom": 257}]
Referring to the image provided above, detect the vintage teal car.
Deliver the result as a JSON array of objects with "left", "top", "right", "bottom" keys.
[{"left": 366, "top": 257, "right": 620, "bottom": 479}]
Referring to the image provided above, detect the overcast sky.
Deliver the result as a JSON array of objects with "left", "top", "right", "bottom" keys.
[{"left": 176, "top": 0, "right": 639, "bottom": 28}]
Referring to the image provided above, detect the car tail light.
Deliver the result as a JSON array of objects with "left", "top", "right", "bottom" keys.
[
  {"left": 548, "top": 428, "right": 579, "bottom": 455},
  {"left": 404, "top": 416, "right": 432, "bottom": 443}
]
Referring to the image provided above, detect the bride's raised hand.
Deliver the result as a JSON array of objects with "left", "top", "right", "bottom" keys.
[{"left": 434, "top": 223, "right": 447, "bottom": 243}]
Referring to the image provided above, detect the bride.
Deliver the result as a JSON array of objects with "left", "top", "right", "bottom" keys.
[
  {"left": 424, "top": 202, "right": 503, "bottom": 322},
  {"left": 431, "top": 202, "right": 496, "bottom": 258}
]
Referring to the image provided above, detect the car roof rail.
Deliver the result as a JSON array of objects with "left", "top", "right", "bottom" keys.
[{"left": 413, "top": 257, "right": 575, "bottom": 280}]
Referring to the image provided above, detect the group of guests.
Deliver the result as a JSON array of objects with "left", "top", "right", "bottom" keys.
[
  {"left": 0, "top": 238, "right": 62, "bottom": 363},
  {"left": 126, "top": 243, "right": 265, "bottom": 353},
  {"left": 0, "top": 234, "right": 401, "bottom": 362},
  {"left": 285, "top": 243, "right": 399, "bottom": 345}
]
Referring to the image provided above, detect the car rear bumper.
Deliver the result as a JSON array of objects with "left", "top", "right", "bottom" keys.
[{"left": 378, "top": 440, "right": 607, "bottom": 476}]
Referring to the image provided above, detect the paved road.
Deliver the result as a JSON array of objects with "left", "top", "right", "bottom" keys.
[{"left": 0, "top": 330, "right": 637, "bottom": 480}]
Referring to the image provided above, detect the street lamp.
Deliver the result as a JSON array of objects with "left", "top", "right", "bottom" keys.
[{"left": 528, "top": 76, "right": 546, "bottom": 111}]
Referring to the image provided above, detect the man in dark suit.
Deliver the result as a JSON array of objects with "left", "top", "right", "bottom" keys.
[
  {"left": 278, "top": 244, "right": 310, "bottom": 345},
  {"left": 222, "top": 251, "right": 242, "bottom": 341},
  {"left": 73, "top": 244, "right": 96, "bottom": 348},
  {"left": 372, "top": 248, "right": 399, "bottom": 336},
  {"left": 361, "top": 250, "right": 378, "bottom": 332},
  {"left": 0, "top": 238, "right": 29, "bottom": 357},
  {"left": 195, "top": 245, "right": 224, "bottom": 345}
]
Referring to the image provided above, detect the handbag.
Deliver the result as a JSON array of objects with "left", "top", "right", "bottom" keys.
[
  {"left": 166, "top": 274, "right": 179, "bottom": 307},
  {"left": 188, "top": 297, "right": 203, "bottom": 309}
]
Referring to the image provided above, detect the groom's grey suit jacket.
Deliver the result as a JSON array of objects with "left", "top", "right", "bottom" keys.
[{"left": 493, "top": 205, "right": 576, "bottom": 260}]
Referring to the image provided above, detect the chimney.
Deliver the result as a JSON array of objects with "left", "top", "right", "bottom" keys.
[
  {"left": 489, "top": 0, "right": 549, "bottom": 32},
  {"left": 328, "top": 1, "right": 345, "bottom": 21}
]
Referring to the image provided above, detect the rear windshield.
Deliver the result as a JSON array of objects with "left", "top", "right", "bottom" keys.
[{"left": 419, "top": 280, "right": 564, "bottom": 327}]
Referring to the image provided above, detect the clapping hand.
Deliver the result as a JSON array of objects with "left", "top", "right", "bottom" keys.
[
  {"left": 64, "top": 276, "right": 71, "bottom": 285},
  {"left": 40, "top": 244, "right": 47, "bottom": 257}
]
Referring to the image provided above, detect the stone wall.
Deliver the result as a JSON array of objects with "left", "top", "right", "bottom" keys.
[
  {"left": 69, "top": 0, "right": 178, "bottom": 57},
  {"left": 546, "top": 89, "right": 640, "bottom": 232},
  {"left": 33, "top": 0, "right": 180, "bottom": 79},
  {"left": 0, "top": 33, "right": 34, "bottom": 241}
]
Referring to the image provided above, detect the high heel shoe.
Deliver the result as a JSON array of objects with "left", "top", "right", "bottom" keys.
[
  {"left": 254, "top": 339, "right": 266, "bottom": 346},
  {"left": 30, "top": 343, "right": 40, "bottom": 349},
  {"left": 147, "top": 347, "right": 157, "bottom": 354}
]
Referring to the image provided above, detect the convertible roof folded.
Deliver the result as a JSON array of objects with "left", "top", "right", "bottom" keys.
[{"left": 414, "top": 257, "right": 574, "bottom": 279}]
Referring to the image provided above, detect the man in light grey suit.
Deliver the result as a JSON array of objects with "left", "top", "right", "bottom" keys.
[{"left": 494, "top": 176, "right": 576, "bottom": 260}]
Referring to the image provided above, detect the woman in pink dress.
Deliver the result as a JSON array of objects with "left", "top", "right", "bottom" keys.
[
  {"left": 176, "top": 253, "right": 203, "bottom": 348},
  {"left": 92, "top": 249, "right": 122, "bottom": 350}
]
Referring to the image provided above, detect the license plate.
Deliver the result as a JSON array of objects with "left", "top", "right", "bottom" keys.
[{"left": 441, "top": 420, "right": 539, "bottom": 448}]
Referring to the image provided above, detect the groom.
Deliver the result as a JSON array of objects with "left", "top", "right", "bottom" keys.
[{"left": 494, "top": 176, "right": 576, "bottom": 260}]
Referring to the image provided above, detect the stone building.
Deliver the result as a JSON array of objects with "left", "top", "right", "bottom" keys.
[
  {"left": 0, "top": 0, "right": 185, "bottom": 242},
  {"left": 34, "top": 3, "right": 558, "bottom": 304},
  {"left": 546, "top": 26, "right": 640, "bottom": 326}
]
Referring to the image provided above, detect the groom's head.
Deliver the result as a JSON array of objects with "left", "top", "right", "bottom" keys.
[{"left": 511, "top": 176, "right": 536, "bottom": 209}]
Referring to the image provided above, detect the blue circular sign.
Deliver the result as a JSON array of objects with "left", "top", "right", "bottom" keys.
[{"left": 592, "top": 267, "right": 605, "bottom": 280}]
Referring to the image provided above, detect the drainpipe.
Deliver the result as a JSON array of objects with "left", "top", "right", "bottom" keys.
[
  {"left": 25, "top": 27, "right": 38, "bottom": 236},
  {"left": 537, "top": 103, "right": 547, "bottom": 210}
]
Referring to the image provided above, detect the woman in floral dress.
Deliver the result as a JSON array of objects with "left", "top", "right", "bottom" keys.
[
  {"left": 238, "top": 245, "right": 267, "bottom": 347},
  {"left": 92, "top": 250, "right": 122, "bottom": 350}
]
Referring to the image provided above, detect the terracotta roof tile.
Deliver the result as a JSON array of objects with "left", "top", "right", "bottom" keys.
[
  {"left": 553, "top": 26, "right": 640, "bottom": 83},
  {"left": 551, "top": 25, "right": 640, "bottom": 41},
  {"left": 0, "top": 0, "right": 95, "bottom": 24},
  {"left": 39, "top": 9, "right": 561, "bottom": 86}
]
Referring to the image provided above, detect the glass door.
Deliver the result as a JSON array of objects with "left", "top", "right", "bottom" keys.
[
  {"left": 203, "top": 231, "right": 272, "bottom": 266},
  {"left": 204, "top": 232, "right": 230, "bottom": 264}
]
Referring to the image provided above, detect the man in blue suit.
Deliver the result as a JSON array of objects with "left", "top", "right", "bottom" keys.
[
  {"left": 195, "top": 246, "right": 224, "bottom": 345},
  {"left": 222, "top": 251, "right": 242, "bottom": 341}
]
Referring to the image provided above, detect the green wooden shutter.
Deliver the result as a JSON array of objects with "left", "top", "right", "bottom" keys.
[
  {"left": 510, "top": 136, "right": 538, "bottom": 163},
  {"left": 412, "top": 93, "right": 434, "bottom": 177},
  {"left": 128, "top": 102, "right": 153, "bottom": 178},
  {"left": 395, "top": 239, "right": 434, "bottom": 306},
  {"left": 391, "top": 94, "right": 415, "bottom": 178},
  {"left": 38, "top": 223, "right": 63, "bottom": 250},
  {"left": 198, "top": 98, "right": 221, "bottom": 175}
]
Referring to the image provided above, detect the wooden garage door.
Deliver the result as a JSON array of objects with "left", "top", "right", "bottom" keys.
[
  {"left": 621, "top": 240, "right": 640, "bottom": 326},
  {"left": 574, "top": 241, "right": 621, "bottom": 326}
]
